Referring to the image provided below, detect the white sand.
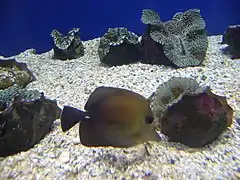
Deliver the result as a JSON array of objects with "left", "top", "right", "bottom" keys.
[{"left": 0, "top": 36, "right": 240, "bottom": 179}]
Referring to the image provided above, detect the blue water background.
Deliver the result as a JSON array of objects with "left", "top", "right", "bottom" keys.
[{"left": 0, "top": 0, "right": 239, "bottom": 56}]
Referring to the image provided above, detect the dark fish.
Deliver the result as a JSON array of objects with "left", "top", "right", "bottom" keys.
[{"left": 60, "top": 86, "right": 160, "bottom": 147}]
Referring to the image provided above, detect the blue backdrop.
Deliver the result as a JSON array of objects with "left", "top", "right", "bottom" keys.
[{"left": 0, "top": 0, "right": 239, "bottom": 56}]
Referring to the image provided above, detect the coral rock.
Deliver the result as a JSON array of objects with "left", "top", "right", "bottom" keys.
[
  {"left": 140, "top": 9, "right": 208, "bottom": 68},
  {"left": 139, "top": 28, "right": 174, "bottom": 66},
  {"left": 0, "top": 59, "right": 36, "bottom": 90},
  {"left": 51, "top": 28, "right": 84, "bottom": 60},
  {"left": 222, "top": 25, "right": 240, "bottom": 59},
  {"left": 141, "top": 9, "right": 161, "bottom": 25},
  {"left": 98, "top": 27, "right": 142, "bottom": 66},
  {"left": 149, "top": 77, "right": 233, "bottom": 147},
  {"left": 0, "top": 85, "right": 61, "bottom": 157}
]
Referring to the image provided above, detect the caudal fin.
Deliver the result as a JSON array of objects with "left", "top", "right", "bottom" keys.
[{"left": 60, "top": 106, "right": 88, "bottom": 132}]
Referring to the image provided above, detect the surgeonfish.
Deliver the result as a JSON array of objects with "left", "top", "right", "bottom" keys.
[{"left": 60, "top": 86, "right": 160, "bottom": 147}]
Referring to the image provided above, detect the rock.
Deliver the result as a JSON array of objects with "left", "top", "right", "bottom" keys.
[
  {"left": 0, "top": 85, "right": 62, "bottom": 157},
  {"left": 0, "top": 58, "right": 36, "bottom": 90},
  {"left": 59, "top": 151, "right": 70, "bottom": 163},
  {"left": 149, "top": 77, "right": 233, "bottom": 147},
  {"left": 222, "top": 25, "right": 240, "bottom": 59},
  {"left": 139, "top": 30, "right": 173, "bottom": 66},
  {"left": 140, "top": 9, "right": 208, "bottom": 68},
  {"left": 98, "top": 27, "right": 142, "bottom": 66},
  {"left": 139, "top": 9, "right": 173, "bottom": 66},
  {"left": 51, "top": 28, "right": 84, "bottom": 60},
  {"left": 149, "top": 77, "right": 201, "bottom": 129},
  {"left": 72, "top": 138, "right": 80, "bottom": 145}
]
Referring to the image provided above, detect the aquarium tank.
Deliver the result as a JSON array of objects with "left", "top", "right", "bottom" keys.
[
  {"left": 0, "top": 0, "right": 240, "bottom": 179},
  {"left": 0, "top": 0, "right": 239, "bottom": 56}
]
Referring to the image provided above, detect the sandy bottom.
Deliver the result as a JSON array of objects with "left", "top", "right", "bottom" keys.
[{"left": 0, "top": 36, "right": 240, "bottom": 180}]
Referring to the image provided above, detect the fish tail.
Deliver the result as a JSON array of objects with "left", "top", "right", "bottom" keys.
[{"left": 60, "top": 106, "right": 88, "bottom": 132}]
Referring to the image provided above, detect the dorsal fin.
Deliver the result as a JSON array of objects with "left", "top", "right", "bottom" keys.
[{"left": 84, "top": 87, "right": 139, "bottom": 110}]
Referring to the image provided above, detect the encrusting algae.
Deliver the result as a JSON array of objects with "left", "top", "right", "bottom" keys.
[{"left": 149, "top": 77, "right": 233, "bottom": 147}]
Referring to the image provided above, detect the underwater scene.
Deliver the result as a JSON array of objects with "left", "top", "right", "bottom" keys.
[{"left": 0, "top": 0, "right": 240, "bottom": 179}]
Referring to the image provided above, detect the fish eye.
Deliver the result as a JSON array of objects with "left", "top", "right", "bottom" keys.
[{"left": 145, "top": 116, "right": 154, "bottom": 124}]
